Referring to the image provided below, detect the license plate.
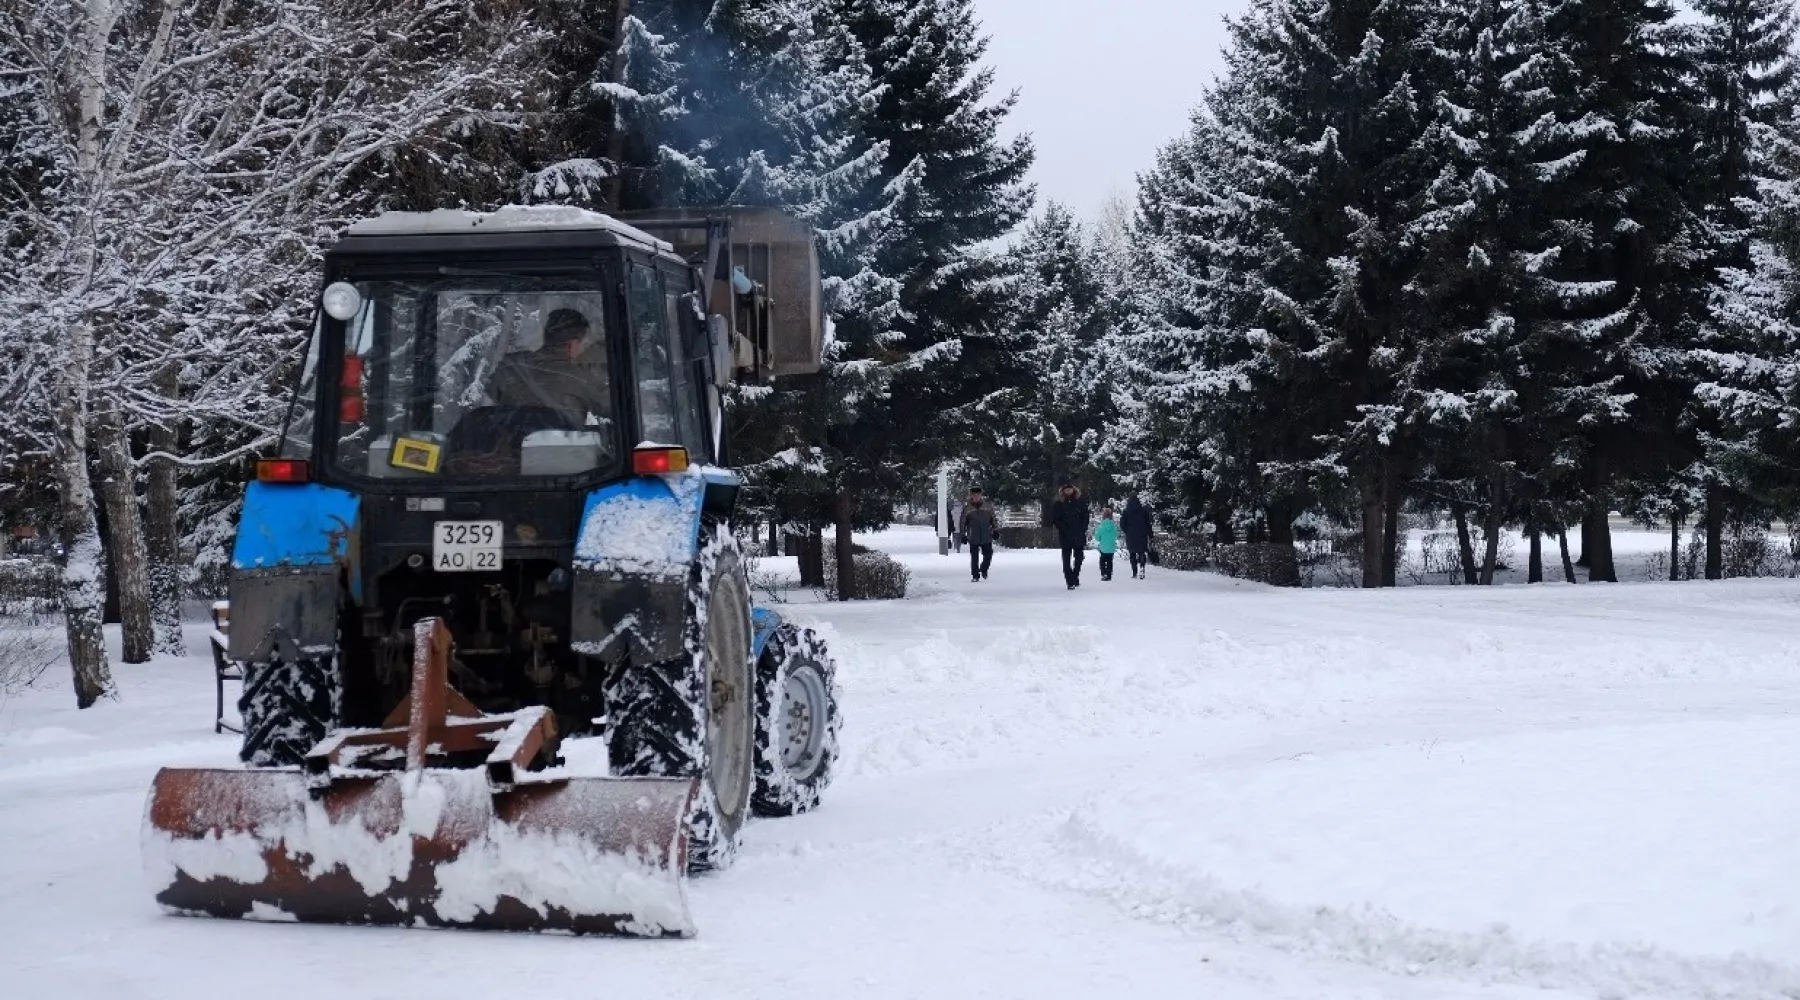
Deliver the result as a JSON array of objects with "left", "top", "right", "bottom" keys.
[{"left": 433, "top": 520, "right": 502, "bottom": 572}]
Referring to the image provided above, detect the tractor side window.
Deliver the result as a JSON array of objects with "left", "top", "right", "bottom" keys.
[
  {"left": 629, "top": 265, "right": 680, "bottom": 447},
  {"left": 663, "top": 283, "right": 708, "bottom": 460},
  {"left": 277, "top": 319, "right": 321, "bottom": 459}
]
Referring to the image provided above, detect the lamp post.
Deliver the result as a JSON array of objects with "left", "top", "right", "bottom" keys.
[{"left": 937, "top": 466, "right": 950, "bottom": 556}]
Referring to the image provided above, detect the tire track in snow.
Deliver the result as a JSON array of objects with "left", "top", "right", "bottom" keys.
[{"left": 973, "top": 808, "right": 1800, "bottom": 1000}]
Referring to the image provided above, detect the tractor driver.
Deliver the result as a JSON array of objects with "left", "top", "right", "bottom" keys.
[{"left": 487, "top": 308, "right": 611, "bottom": 429}]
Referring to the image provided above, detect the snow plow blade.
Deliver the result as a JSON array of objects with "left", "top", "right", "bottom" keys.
[
  {"left": 142, "top": 617, "right": 698, "bottom": 937},
  {"left": 143, "top": 768, "right": 696, "bottom": 936}
]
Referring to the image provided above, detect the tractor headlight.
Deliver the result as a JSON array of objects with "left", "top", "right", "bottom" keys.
[{"left": 321, "top": 282, "right": 363, "bottom": 322}]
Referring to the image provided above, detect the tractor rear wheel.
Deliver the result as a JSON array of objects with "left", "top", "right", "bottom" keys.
[
  {"left": 237, "top": 636, "right": 340, "bottom": 767},
  {"left": 753, "top": 623, "right": 840, "bottom": 816},
  {"left": 606, "top": 533, "right": 754, "bottom": 871}
]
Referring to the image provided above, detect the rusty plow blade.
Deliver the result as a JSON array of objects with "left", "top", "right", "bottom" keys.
[
  {"left": 143, "top": 768, "right": 697, "bottom": 936},
  {"left": 142, "top": 618, "right": 699, "bottom": 937}
]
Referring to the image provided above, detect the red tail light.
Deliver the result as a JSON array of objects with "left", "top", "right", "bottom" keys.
[
  {"left": 339, "top": 354, "right": 365, "bottom": 423},
  {"left": 633, "top": 446, "right": 690, "bottom": 476},
  {"left": 256, "top": 459, "right": 310, "bottom": 484}
]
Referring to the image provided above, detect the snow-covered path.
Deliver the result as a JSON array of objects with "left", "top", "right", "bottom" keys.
[{"left": 4, "top": 526, "right": 1800, "bottom": 999}]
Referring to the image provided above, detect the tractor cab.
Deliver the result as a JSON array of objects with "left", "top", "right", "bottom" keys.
[{"left": 275, "top": 205, "right": 820, "bottom": 490}]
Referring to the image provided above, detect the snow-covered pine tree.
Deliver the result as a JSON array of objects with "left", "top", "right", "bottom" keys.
[
  {"left": 982, "top": 204, "right": 1120, "bottom": 511},
  {"left": 1684, "top": 0, "right": 1798, "bottom": 574},
  {"left": 1696, "top": 96, "right": 1800, "bottom": 520},
  {"left": 1403, "top": 0, "right": 1594, "bottom": 583},
  {"left": 826, "top": 0, "right": 1035, "bottom": 465},
  {"left": 1191, "top": 0, "right": 1441, "bottom": 586},
  {"left": 1529, "top": 0, "right": 1703, "bottom": 582},
  {"left": 1121, "top": 44, "right": 1294, "bottom": 549}
]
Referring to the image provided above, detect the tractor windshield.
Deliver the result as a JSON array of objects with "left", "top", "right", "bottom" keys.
[{"left": 330, "top": 278, "right": 619, "bottom": 482}]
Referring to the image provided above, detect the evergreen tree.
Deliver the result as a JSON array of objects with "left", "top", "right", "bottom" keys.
[
  {"left": 1159, "top": 0, "right": 1441, "bottom": 584},
  {"left": 1685, "top": 0, "right": 1799, "bottom": 568},
  {"left": 1404, "top": 0, "right": 1593, "bottom": 582},
  {"left": 1528, "top": 0, "right": 1702, "bottom": 581},
  {"left": 982, "top": 204, "right": 1119, "bottom": 510},
  {"left": 1696, "top": 99, "right": 1800, "bottom": 518}
]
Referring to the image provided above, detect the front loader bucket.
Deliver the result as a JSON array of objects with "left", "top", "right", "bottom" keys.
[{"left": 143, "top": 767, "right": 698, "bottom": 936}]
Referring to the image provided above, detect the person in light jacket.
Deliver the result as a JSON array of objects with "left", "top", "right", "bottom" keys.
[
  {"left": 959, "top": 488, "right": 999, "bottom": 582},
  {"left": 1094, "top": 506, "right": 1119, "bottom": 581},
  {"left": 1120, "top": 496, "right": 1153, "bottom": 579}
]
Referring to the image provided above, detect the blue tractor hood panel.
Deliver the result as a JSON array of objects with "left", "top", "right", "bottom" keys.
[
  {"left": 574, "top": 469, "right": 737, "bottom": 582},
  {"left": 231, "top": 481, "right": 360, "bottom": 571}
]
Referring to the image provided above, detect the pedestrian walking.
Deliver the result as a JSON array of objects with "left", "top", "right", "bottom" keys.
[
  {"left": 960, "top": 488, "right": 998, "bottom": 582},
  {"left": 1050, "top": 482, "right": 1090, "bottom": 589},
  {"left": 1121, "top": 495, "right": 1153, "bottom": 579},
  {"left": 1095, "top": 506, "right": 1119, "bottom": 581},
  {"left": 948, "top": 505, "right": 962, "bottom": 553}
]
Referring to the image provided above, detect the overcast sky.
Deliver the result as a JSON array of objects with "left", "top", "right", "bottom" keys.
[{"left": 974, "top": 0, "right": 1246, "bottom": 222}]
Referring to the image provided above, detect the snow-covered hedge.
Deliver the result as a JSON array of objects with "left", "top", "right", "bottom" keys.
[{"left": 822, "top": 544, "right": 910, "bottom": 601}]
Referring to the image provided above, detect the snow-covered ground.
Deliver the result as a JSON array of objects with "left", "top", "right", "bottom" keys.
[{"left": 4, "top": 525, "right": 1800, "bottom": 999}]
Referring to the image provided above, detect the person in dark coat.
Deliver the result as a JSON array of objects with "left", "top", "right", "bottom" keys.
[
  {"left": 1121, "top": 496, "right": 1153, "bottom": 579},
  {"left": 1050, "top": 482, "right": 1091, "bottom": 589},
  {"left": 959, "top": 488, "right": 999, "bottom": 582}
]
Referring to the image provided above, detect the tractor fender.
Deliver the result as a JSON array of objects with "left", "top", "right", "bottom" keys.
[
  {"left": 227, "top": 481, "right": 359, "bottom": 660},
  {"left": 569, "top": 468, "right": 742, "bottom": 664},
  {"left": 751, "top": 607, "right": 783, "bottom": 661}
]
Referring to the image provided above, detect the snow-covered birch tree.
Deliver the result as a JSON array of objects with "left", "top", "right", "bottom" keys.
[{"left": 0, "top": 0, "right": 537, "bottom": 704}]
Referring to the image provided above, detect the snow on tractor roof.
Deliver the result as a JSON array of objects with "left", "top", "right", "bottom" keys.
[{"left": 346, "top": 206, "right": 673, "bottom": 251}]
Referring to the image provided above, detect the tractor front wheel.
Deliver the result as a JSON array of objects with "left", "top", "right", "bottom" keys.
[{"left": 753, "top": 623, "right": 840, "bottom": 816}]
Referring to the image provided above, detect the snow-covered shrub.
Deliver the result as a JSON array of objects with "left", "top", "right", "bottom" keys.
[
  {"left": 0, "top": 559, "right": 61, "bottom": 698},
  {"left": 1677, "top": 523, "right": 1799, "bottom": 579},
  {"left": 822, "top": 544, "right": 910, "bottom": 600},
  {"left": 736, "top": 528, "right": 791, "bottom": 604},
  {"left": 998, "top": 526, "right": 1054, "bottom": 549},
  {"left": 1208, "top": 543, "right": 1303, "bottom": 587},
  {"left": 0, "top": 558, "right": 57, "bottom": 617}
]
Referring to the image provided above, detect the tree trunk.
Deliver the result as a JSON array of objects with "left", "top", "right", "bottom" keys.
[
  {"left": 54, "top": 0, "right": 121, "bottom": 706},
  {"left": 1527, "top": 526, "right": 1543, "bottom": 583},
  {"left": 1380, "top": 462, "right": 1398, "bottom": 588},
  {"left": 145, "top": 368, "right": 185, "bottom": 656},
  {"left": 1359, "top": 476, "right": 1382, "bottom": 589},
  {"left": 1584, "top": 451, "right": 1617, "bottom": 583},
  {"left": 1704, "top": 486, "right": 1724, "bottom": 580},
  {"left": 766, "top": 519, "right": 780, "bottom": 558},
  {"left": 1479, "top": 478, "right": 1504, "bottom": 585},
  {"left": 1267, "top": 510, "right": 1300, "bottom": 587},
  {"left": 1576, "top": 506, "right": 1596, "bottom": 566},
  {"left": 833, "top": 489, "right": 856, "bottom": 601},
  {"left": 1211, "top": 507, "right": 1236, "bottom": 545},
  {"left": 1557, "top": 529, "right": 1577, "bottom": 584},
  {"left": 602, "top": 0, "right": 633, "bottom": 211},
  {"left": 53, "top": 338, "right": 114, "bottom": 707},
  {"left": 95, "top": 401, "right": 153, "bottom": 663},
  {"left": 1452, "top": 505, "right": 1478, "bottom": 585},
  {"left": 1670, "top": 513, "right": 1683, "bottom": 582},
  {"left": 798, "top": 531, "right": 824, "bottom": 587}
]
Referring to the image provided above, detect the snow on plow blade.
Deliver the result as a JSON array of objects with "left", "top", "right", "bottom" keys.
[
  {"left": 143, "top": 768, "right": 697, "bottom": 936},
  {"left": 143, "top": 617, "right": 699, "bottom": 937}
]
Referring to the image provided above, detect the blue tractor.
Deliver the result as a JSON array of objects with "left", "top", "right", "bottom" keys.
[{"left": 145, "top": 207, "right": 841, "bottom": 935}]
